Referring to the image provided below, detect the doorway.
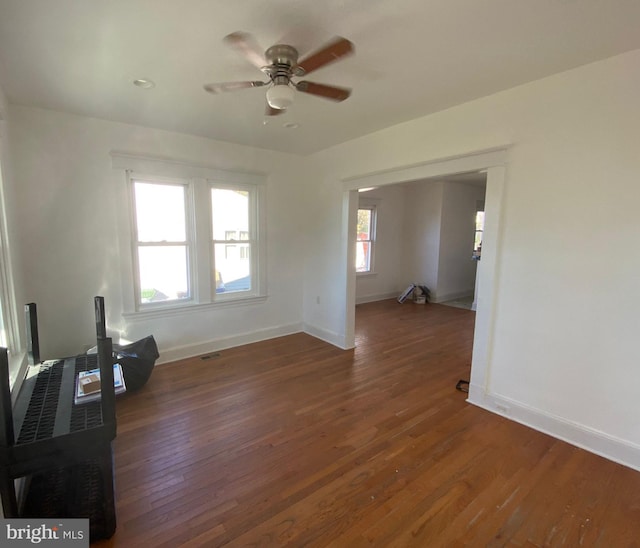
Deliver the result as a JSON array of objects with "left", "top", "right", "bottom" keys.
[{"left": 341, "top": 148, "right": 508, "bottom": 402}]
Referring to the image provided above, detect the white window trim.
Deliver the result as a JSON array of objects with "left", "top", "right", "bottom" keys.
[
  {"left": 111, "top": 152, "right": 267, "bottom": 318},
  {"left": 130, "top": 174, "right": 196, "bottom": 310},
  {"left": 0, "top": 125, "right": 26, "bottom": 392},
  {"left": 356, "top": 199, "right": 378, "bottom": 275},
  {"left": 209, "top": 180, "right": 262, "bottom": 303}
]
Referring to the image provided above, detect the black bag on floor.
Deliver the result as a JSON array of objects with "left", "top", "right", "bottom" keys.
[{"left": 114, "top": 335, "right": 159, "bottom": 391}]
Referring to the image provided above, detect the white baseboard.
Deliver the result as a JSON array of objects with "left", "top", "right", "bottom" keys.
[
  {"left": 467, "top": 385, "right": 640, "bottom": 473},
  {"left": 157, "top": 321, "right": 352, "bottom": 365},
  {"left": 302, "top": 323, "right": 353, "bottom": 350},
  {"left": 355, "top": 292, "right": 398, "bottom": 305},
  {"left": 157, "top": 322, "right": 303, "bottom": 364},
  {"left": 432, "top": 290, "right": 474, "bottom": 304}
]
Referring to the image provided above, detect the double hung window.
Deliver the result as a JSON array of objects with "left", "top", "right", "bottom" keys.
[
  {"left": 211, "top": 187, "right": 254, "bottom": 294},
  {"left": 472, "top": 203, "right": 485, "bottom": 261},
  {"left": 129, "top": 173, "right": 262, "bottom": 311},
  {"left": 356, "top": 205, "right": 376, "bottom": 273},
  {"left": 133, "top": 180, "right": 190, "bottom": 303}
]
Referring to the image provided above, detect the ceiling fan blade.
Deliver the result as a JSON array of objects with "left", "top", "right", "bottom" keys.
[
  {"left": 265, "top": 102, "right": 285, "bottom": 116},
  {"left": 295, "top": 81, "right": 351, "bottom": 102},
  {"left": 203, "top": 81, "right": 266, "bottom": 94},
  {"left": 296, "top": 37, "right": 354, "bottom": 76},
  {"left": 223, "top": 31, "right": 267, "bottom": 69}
]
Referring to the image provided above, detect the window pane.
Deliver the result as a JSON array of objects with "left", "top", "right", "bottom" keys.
[
  {"left": 214, "top": 243, "right": 251, "bottom": 293},
  {"left": 0, "top": 298, "right": 6, "bottom": 349},
  {"left": 135, "top": 182, "right": 186, "bottom": 242},
  {"left": 474, "top": 210, "right": 485, "bottom": 255},
  {"left": 357, "top": 209, "right": 371, "bottom": 240},
  {"left": 211, "top": 189, "right": 249, "bottom": 240},
  {"left": 356, "top": 241, "right": 371, "bottom": 272},
  {"left": 138, "top": 246, "right": 189, "bottom": 302},
  {"left": 474, "top": 231, "right": 483, "bottom": 250}
]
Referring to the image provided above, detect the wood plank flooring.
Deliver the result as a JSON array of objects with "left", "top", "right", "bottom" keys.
[{"left": 95, "top": 300, "right": 640, "bottom": 547}]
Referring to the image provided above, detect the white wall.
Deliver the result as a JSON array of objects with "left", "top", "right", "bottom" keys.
[
  {"left": 7, "top": 106, "right": 308, "bottom": 360},
  {"left": 306, "top": 49, "right": 640, "bottom": 469},
  {"left": 357, "top": 179, "right": 486, "bottom": 304},
  {"left": 300, "top": 163, "right": 350, "bottom": 347},
  {"left": 355, "top": 185, "right": 405, "bottom": 303},
  {"left": 436, "top": 182, "right": 485, "bottom": 302},
  {"left": 379, "top": 180, "right": 486, "bottom": 304},
  {"left": 402, "top": 181, "right": 443, "bottom": 295}
]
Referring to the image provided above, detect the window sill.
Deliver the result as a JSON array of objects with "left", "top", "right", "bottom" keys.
[
  {"left": 9, "top": 351, "right": 28, "bottom": 403},
  {"left": 356, "top": 271, "right": 377, "bottom": 278},
  {"left": 123, "top": 295, "right": 268, "bottom": 322}
]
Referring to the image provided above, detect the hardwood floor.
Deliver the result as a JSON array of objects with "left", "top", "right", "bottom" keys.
[{"left": 95, "top": 300, "right": 640, "bottom": 547}]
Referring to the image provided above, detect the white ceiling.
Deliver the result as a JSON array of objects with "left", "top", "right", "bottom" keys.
[{"left": 0, "top": 0, "right": 639, "bottom": 155}]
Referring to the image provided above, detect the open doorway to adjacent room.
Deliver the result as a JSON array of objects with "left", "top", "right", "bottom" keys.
[
  {"left": 341, "top": 148, "right": 508, "bottom": 400},
  {"left": 353, "top": 172, "right": 487, "bottom": 312}
]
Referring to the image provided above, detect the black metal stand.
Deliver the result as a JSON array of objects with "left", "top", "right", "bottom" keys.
[{"left": 0, "top": 298, "right": 117, "bottom": 541}]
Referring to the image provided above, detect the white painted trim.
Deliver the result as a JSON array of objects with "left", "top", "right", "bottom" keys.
[
  {"left": 0, "top": 128, "right": 21, "bottom": 355},
  {"left": 343, "top": 189, "right": 358, "bottom": 349},
  {"left": 158, "top": 321, "right": 354, "bottom": 365},
  {"left": 157, "top": 322, "right": 303, "bottom": 364},
  {"left": 355, "top": 292, "right": 398, "bottom": 305},
  {"left": 123, "top": 295, "right": 269, "bottom": 322},
  {"left": 469, "top": 166, "right": 506, "bottom": 392},
  {"left": 343, "top": 146, "right": 509, "bottom": 190},
  {"left": 303, "top": 323, "right": 352, "bottom": 350},
  {"left": 468, "top": 388, "right": 640, "bottom": 473},
  {"left": 111, "top": 151, "right": 266, "bottom": 185}
]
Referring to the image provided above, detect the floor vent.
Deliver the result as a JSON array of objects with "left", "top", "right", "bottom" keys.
[{"left": 200, "top": 353, "right": 221, "bottom": 361}]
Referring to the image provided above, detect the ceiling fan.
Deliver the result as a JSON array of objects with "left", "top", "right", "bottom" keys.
[{"left": 203, "top": 32, "right": 354, "bottom": 116}]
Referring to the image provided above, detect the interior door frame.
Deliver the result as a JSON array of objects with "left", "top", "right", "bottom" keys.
[{"left": 341, "top": 147, "right": 508, "bottom": 401}]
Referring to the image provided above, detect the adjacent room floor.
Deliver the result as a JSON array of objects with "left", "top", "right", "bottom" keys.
[{"left": 440, "top": 294, "right": 474, "bottom": 310}]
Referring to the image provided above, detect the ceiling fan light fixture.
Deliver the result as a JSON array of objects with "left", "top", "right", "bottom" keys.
[
  {"left": 266, "top": 84, "right": 294, "bottom": 110},
  {"left": 133, "top": 78, "right": 155, "bottom": 89}
]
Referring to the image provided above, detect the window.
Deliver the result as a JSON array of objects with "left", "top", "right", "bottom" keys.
[
  {"left": 114, "top": 152, "right": 266, "bottom": 313},
  {"left": 473, "top": 204, "right": 485, "bottom": 261},
  {"left": 132, "top": 180, "right": 191, "bottom": 304},
  {"left": 211, "top": 187, "right": 254, "bottom": 294},
  {"left": 128, "top": 169, "right": 263, "bottom": 311},
  {"left": 356, "top": 205, "right": 376, "bottom": 273}
]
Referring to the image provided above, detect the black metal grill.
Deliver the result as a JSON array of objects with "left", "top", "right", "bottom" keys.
[
  {"left": 23, "top": 459, "right": 109, "bottom": 541},
  {"left": 16, "top": 356, "right": 104, "bottom": 445},
  {"left": 16, "top": 360, "right": 63, "bottom": 444},
  {"left": 71, "top": 355, "right": 104, "bottom": 431}
]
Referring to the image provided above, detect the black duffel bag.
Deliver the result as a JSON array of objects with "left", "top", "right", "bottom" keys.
[{"left": 113, "top": 335, "right": 159, "bottom": 391}]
